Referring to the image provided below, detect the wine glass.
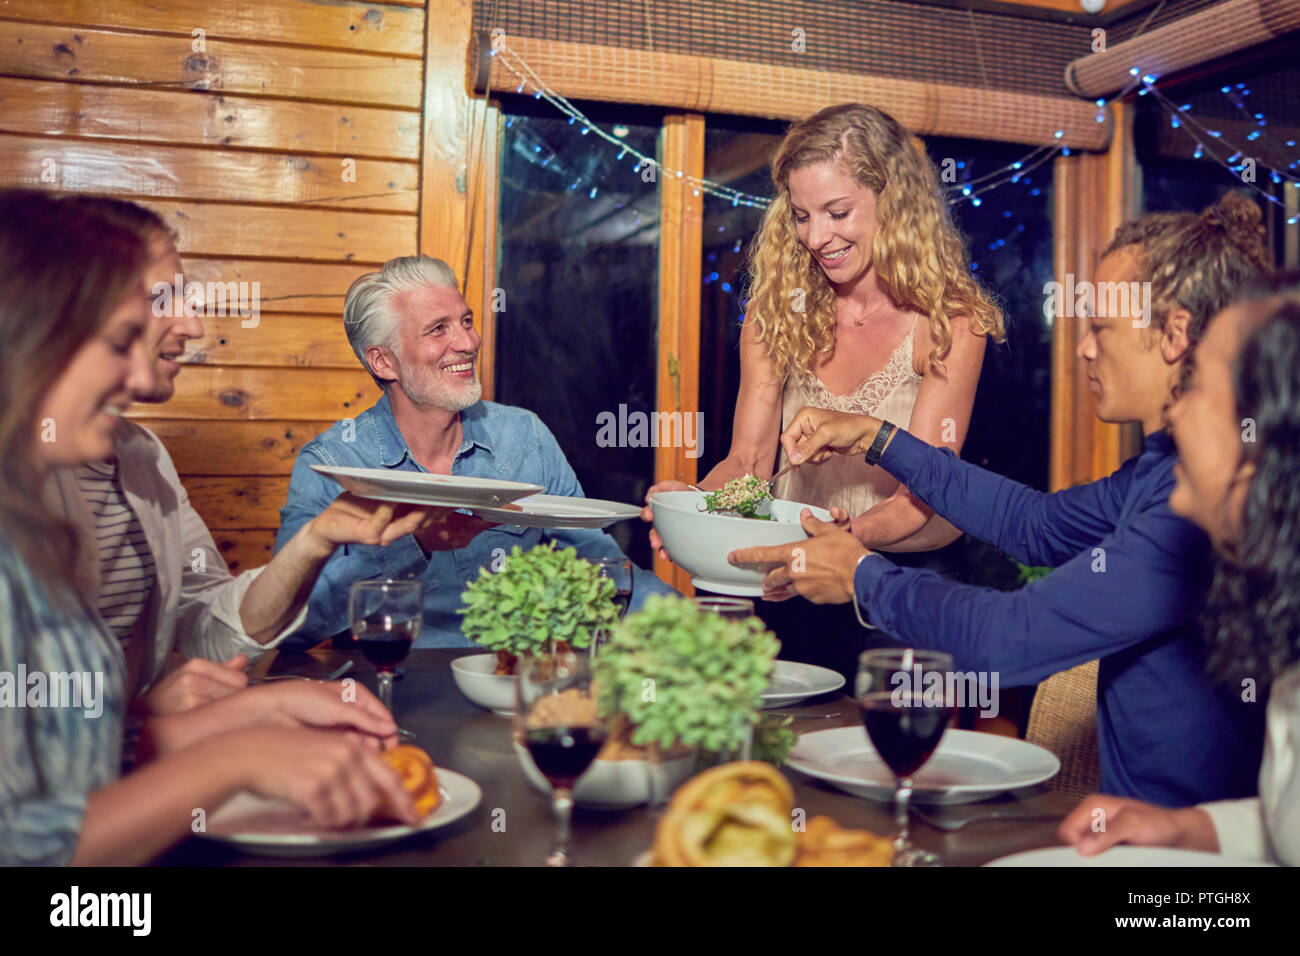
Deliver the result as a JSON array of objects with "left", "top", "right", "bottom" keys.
[
  {"left": 514, "top": 651, "right": 607, "bottom": 866},
  {"left": 594, "top": 557, "right": 633, "bottom": 618},
  {"left": 349, "top": 579, "right": 422, "bottom": 742},
  {"left": 690, "top": 596, "right": 755, "bottom": 621},
  {"left": 857, "top": 648, "right": 954, "bottom": 867}
]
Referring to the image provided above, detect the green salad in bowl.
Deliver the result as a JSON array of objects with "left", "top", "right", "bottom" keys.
[{"left": 701, "top": 474, "right": 772, "bottom": 520}]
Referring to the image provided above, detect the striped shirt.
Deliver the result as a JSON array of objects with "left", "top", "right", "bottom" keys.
[{"left": 77, "top": 460, "right": 157, "bottom": 652}]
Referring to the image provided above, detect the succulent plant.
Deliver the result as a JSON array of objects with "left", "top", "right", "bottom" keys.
[
  {"left": 459, "top": 541, "right": 618, "bottom": 655},
  {"left": 753, "top": 713, "right": 797, "bottom": 766},
  {"left": 593, "top": 594, "right": 778, "bottom": 753}
]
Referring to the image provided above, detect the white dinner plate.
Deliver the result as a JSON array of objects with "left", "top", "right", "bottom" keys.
[
  {"left": 985, "top": 846, "right": 1277, "bottom": 867},
  {"left": 311, "top": 464, "right": 543, "bottom": 508},
  {"left": 470, "top": 494, "right": 643, "bottom": 530},
  {"left": 200, "top": 768, "right": 481, "bottom": 858},
  {"left": 761, "top": 661, "right": 846, "bottom": 708},
  {"left": 787, "top": 726, "right": 1060, "bottom": 806}
]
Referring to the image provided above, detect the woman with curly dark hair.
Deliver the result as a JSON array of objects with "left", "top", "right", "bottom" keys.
[{"left": 1059, "top": 272, "right": 1300, "bottom": 864}]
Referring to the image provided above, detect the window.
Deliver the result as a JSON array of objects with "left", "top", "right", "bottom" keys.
[{"left": 495, "top": 101, "right": 664, "bottom": 567}]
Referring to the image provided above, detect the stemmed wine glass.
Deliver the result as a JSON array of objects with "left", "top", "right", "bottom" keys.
[
  {"left": 594, "top": 557, "right": 633, "bottom": 618},
  {"left": 514, "top": 651, "right": 607, "bottom": 867},
  {"left": 857, "top": 648, "right": 954, "bottom": 867},
  {"left": 349, "top": 579, "right": 422, "bottom": 742}
]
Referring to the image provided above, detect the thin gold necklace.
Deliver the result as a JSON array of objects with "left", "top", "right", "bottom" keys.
[{"left": 841, "top": 297, "right": 891, "bottom": 327}]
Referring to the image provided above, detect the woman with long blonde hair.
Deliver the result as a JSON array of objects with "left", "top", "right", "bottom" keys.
[{"left": 644, "top": 104, "right": 1003, "bottom": 670}]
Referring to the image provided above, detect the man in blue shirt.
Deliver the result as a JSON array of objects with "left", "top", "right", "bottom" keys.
[
  {"left": 276, "top": 255, "right": 673, "bottom": 649},
  {"left": 730, "top": 196, "right": 1271, "bottom": 807}
]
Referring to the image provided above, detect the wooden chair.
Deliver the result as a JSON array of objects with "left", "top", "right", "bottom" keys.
[{"left": 1026, "top": 660, "right": 1101, "bottom": 798}]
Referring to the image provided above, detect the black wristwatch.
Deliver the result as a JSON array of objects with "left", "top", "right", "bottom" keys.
[{"left": 864, "top": 420, "right": 896, "bottom": 465}]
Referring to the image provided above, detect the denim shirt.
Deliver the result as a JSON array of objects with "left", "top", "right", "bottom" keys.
[
  {"left": 854, "top": 428, "right": 1265, "bottom": 807},
  {"left": 275, "top": 394, "right": 675, "bottom": 649}
]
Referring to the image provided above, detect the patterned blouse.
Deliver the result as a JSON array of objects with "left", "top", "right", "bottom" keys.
[{"left": 0, "top": 533, "right": 125, "bottom": 865}]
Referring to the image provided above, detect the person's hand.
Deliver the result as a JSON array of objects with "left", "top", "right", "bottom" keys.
[
  {"left": 412, "top": 508, "right": 498, "bottom": 553},
  {"left": 728, "top": 509, "right": 867, "bottom": 604},
  {"left": 781, "top": 407, "right": 883, "bottom": 466},
  {"left": 304, "top": 492, "right": 439, "bottom": 557},
  {"left": 761, "top": 506, "right": 851, "bottom": 602},
  {"left": 1057, "top": 794, "right": 1220, "bottom": 856},
  {"left": 230, "top": 727, "right": 418, "bottom": 828},
  {"left": 828, "top": 505, "right": 851, "bottom": 532},
  {"left": 642, "top": 480, "right": 693, "bottom": 562},
  {"left": 147, "top": 678, "right": 401, "bottom": 760},
  {"left": 137, "top": 654, "right": 249, "bottom": 717},
  {"left": 241, "top": 679, "right": 400, "bottom": 749}
]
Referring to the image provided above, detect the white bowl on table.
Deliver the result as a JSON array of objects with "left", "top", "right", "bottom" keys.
[
  {"left": 450, "top": 652, "right": 517, "bottom": 715},
  {"left": 649, "top": 490, "right": 834, "bottom": 596}
]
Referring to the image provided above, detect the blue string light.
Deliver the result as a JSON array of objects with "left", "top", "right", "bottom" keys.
[
  {"left": 490, "top": 41, "right": 1064, "bottom": 213},
  {"left": 1140, "top": 74, "right": 1300, "bottom": 222},
  {"left": 492, "top": 41, "right": 1300, "bottom": 228}
]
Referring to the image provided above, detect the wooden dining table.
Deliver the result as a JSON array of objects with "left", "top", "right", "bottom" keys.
[{"left": 158, "top": 648, "right": 1078, "bottom": 867}]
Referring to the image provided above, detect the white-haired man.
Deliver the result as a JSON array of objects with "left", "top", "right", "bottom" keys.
[{"left": 275, "top": 255, "right": 674, "bottom": 648}]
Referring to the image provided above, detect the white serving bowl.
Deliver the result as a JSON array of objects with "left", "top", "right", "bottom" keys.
[
  {"left": 649, "top": 490, "right": 834, "bottom": 596},
  {"left": 450, "top": 652, "right": 517, "bottom": 715},
  {"left": 514, "top": 742, "right": 697, "bottom": 810}
]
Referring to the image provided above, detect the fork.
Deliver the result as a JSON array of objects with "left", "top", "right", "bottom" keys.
[
  {"left": 911, "top": 806, "right": 1062, "bottom": 832},
  {"left": 765, "top": 461, "right": 799, "bottom": 491},
  {"left": 247, "top": 661, "right": 354, "bottom": 685}
]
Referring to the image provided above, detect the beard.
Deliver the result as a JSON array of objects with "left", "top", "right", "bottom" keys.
[{"left": 395, "top": 351, "right": 482, "bottom": 412}]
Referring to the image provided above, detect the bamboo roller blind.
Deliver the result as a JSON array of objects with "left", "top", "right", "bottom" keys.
[
  {"left": 474, "top": 0, "right": 1091, "bottom": 96},
  {"left": 475, "top": 35, "right": 1111, "bottom": 149},
  {"left": 1067, "top": 0, "right": 1300, "bottom": 96}
]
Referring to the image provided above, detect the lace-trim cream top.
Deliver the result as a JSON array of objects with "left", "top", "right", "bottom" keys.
[{"left": 773, "top": 313, "right": 923, "bottom": 516}]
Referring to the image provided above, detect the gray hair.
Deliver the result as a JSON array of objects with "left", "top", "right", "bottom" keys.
[{"left": 343, "top": 255, "right": 459, "bottom": 388}]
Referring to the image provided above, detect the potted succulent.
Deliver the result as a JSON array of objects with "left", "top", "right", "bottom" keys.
[
  {"left": 593, "top": 593, "right": 780, "bottom": 762},
  {"left": 460, "top": 541, "right": 620, "bottom": 671},
  {"left": 453, "top": 542, "right": 619, "bottom": 713},
  {"left": 511, "top": 592, "right": 796, "bottom": 807}
]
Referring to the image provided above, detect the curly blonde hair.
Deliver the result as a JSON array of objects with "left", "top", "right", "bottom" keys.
[{"left": 745, "top": 104, "right": 1004, "bottom": 382}]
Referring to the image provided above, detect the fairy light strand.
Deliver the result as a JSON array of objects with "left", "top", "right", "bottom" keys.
[
  {"left": 489, "top": 41, "right": 1073, "bottom": 210},
  {"left": 1138, "top": 74, "right": 1300, "bottom": 225}
]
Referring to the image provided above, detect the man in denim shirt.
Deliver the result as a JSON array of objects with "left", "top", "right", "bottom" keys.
[{"left": 275, "top": 255, "right": 673, "bottom": 649}]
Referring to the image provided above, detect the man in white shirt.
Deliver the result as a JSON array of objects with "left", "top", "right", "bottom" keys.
[{"left": 45, "top": 199, "right": 456, "bottom": 715}]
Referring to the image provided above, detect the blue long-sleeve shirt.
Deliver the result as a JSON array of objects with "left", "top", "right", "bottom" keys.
[
  {"left": 854, "top": 428, "right": 1264, "bottom": 807},
  {"left": 275, "top": 394, "right": 675, "bottom": 649}
]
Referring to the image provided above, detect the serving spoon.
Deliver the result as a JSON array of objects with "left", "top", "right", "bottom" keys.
[{"left": 689, "top": 462, "right": 800, "bottom": 495}]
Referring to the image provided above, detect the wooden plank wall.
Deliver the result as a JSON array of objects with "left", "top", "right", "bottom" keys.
[{"left": 0, "top": 0, "right": 430, "bottom": 570}]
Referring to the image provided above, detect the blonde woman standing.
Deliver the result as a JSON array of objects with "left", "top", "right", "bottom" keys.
[{"left": 644, "top": 104, "right": 1004, "bottom": 672}]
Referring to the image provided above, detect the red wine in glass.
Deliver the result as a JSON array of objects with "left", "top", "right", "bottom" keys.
[
  {"left": 524, "top": 726, "right": 607, "bottom": 789},
  {"left": 610, "top": 590, "right": 632, "bottom": 619},
  {"left": 349, "top": 579, "right": 422, "bottom": 742},
  {"left": 355, "top": 619, "right": 418, "bottom": 672},
  {"left": 596, "top": 558, "right": 633, "bottom": 618},
  {"left": 856, "top": 647, "right": 954, "bottom": 867},
  {"left": 858, "top": 692, "right": 952, "bottom": 778}
]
